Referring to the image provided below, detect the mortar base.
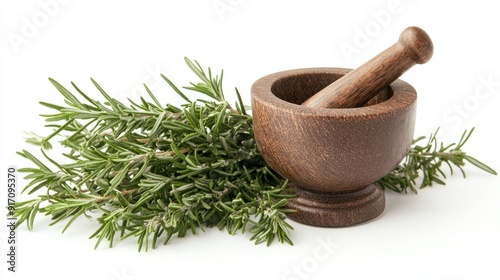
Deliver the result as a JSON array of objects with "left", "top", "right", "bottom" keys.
[{"left": 286, "top": 183, "right": 385, "bottom": 227}]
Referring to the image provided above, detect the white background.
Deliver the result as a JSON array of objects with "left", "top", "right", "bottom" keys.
[{"left": 1, "top": 1, "right": 499, "bottom": 280}]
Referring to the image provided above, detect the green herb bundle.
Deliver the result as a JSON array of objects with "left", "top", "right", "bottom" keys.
[{"left": 13, "top": 58, "right": 496, "bottom": 250}]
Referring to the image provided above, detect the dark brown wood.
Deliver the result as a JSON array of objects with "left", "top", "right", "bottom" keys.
[
  {"left": 251, "top": 68, "right": 418, "bottom": 227},
  {"left": 286, "top": 183, "right": 385, "bottom": 227},
  {"left": 251, "top": 27, "right": 432, "bottom": 227},
  {"left": 302, "top": 26, "right": 433, "bottom": 108}
]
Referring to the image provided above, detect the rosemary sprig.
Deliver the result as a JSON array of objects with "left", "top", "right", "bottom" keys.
[
  {"left": 13, "top": 58, "right": 496, "bottom": 250},
  {"left": 14, "top": 57, "right": 295, "bottom": 251},
  {"left": 377, "top": 128, "right": 497, "bottom": 193}
]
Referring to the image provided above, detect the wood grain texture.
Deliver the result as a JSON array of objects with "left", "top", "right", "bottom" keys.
[
  {"left": 301, "top": 26, "right": 432, "bottom": 109},
  {"left": 286, "top": 183, "right": 385, "bottom": 227},
  {"left": 251, "top": 68, "right": 417, "bottom": 227}
]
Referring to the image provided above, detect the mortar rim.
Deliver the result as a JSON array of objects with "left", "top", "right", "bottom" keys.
[{"left": 251, "top": 67, "right": 417, "bottom": 119}]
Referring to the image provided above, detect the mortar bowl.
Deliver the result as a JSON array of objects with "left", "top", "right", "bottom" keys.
[{"left": 251, "top": 68, "right": 417, "bottom": 227}]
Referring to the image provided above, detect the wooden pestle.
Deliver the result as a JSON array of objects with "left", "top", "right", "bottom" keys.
[{"left": 302, "top": 26, "right": 433, "bottom": 108}]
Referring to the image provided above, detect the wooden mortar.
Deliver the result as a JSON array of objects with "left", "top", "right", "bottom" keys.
[{"left": 251, "top": 27, "right": 432, "bottom": 227}]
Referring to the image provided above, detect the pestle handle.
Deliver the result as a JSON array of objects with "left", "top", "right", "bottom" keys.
[{"left": 302, "top": 26, "right": 433, "bottom": 108}]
